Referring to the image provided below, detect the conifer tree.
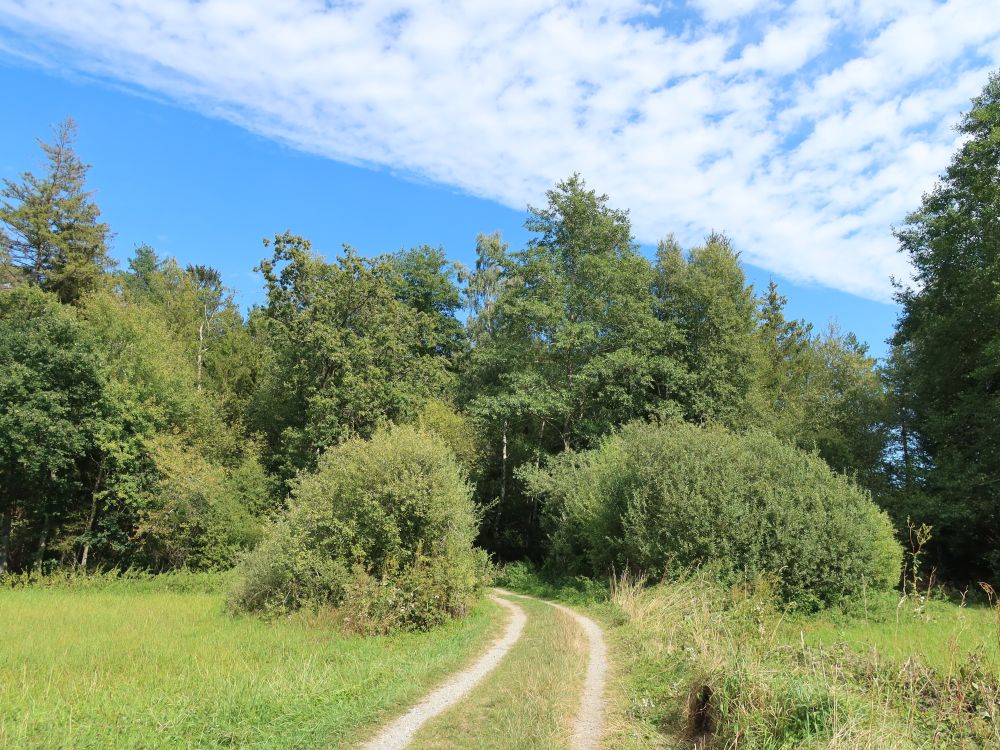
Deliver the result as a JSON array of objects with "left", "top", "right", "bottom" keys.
[{"left": 0, "top": 118, "right": 112, "bottom": 303}]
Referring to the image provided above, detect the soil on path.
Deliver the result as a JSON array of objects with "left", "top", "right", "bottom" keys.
[{"left": 360, "top": 588, "right": 608, "bottom": 750}]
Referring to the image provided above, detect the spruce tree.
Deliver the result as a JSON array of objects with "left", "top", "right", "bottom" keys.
[{"left": 0, "top": 118, "right": 112, "bottom": 303}]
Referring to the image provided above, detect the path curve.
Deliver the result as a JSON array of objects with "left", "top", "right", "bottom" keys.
[
  {"left": 361, "top": 594, "right": 527, "bottom": 750},
  {"left": 494, "top": 588, "right": 607, "bottom": 750}
]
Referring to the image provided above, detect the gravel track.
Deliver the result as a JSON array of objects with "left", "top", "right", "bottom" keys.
[
  {"left": 360, "top": 595, "right": 527, "bottom": 750},
  {"left": 360, "top": 588, "right": 607, "bottom": 749},
  {"left": 493, "top": 589, "right": 607, "bottom": 750}
]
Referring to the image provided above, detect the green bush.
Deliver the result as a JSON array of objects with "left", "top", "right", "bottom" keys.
[
  {"left": 526, "top": 420, "right": 902, "bottom": 608},
  {"left": 228, "top": 424, "right": 489, "bottom": 627}
]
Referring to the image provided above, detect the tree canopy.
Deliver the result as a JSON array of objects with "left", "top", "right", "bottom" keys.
[
  {"left": 0, "top": 118, "right": 112, "bottom": 303},
  {"left": 1, "top": 99, "right": 996, "bottom": 592},
  {"left": 889, "top": 71, "right": 1000, "bottom": 581}
]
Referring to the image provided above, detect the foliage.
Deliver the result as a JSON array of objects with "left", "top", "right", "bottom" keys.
[
  {"left": 74, "top": 286, "right": 271, "bottom": 571},
  {"left": 0, "top": 118, "right": 112, "bottom": 303},
  {"left": 409, "top": 398, "right": 483, "bottom": 474},
  {"left": 462, "top": 175, "right": 684, "bottom": 558},
  {"left": 0, "top": 115, "right": 915, "bottom": 619},
  {"left": 384, "top": 244, "right": 466, "bottom": 359},
  {"left": 655, "top": 233, "right": 762, "bottom": 429},
  {"left": 527, "top": 420, "right": 902, "bottom": 608},
  {"left": 0, "top": 286, "right": 102, "bottom": 572},
  {"left": 229, "top": 425, "right": 488, "bottom": 627},
  {"left": 890, "top": 71, "right": 1000, "bottom": 582},
  {"left": 251, "top": 232, "right": 453, "bottom": 479},
  {"left": 135, "top": 435, "right": 265, "bottom": 570},
  {"left": 0, "top": 248, "right": 272, "bottom": 575}
]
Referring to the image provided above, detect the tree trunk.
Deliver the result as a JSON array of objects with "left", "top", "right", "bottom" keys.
[
  {"left": 901, "top": 421, "right": 913, "bottom": 490},
  {"left": 78, "top": 459, "right": 106, "bottom": 570},
  {"left": 197, "top": 320, "right": 205, "bottom": 391},
  {"left": 0, "top": 502, "right": 12, "bottom": 574},
  {"left": 80, "top": 499, "right": 97, "bottom": 570},
  {"left": 500, "top": 421, "right": 508, "bottom": 506},
  {"left": 35, "top": 512, "right": 49, "bottom": 571}
]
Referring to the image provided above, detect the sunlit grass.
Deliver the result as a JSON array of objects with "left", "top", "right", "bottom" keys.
[
  {"left": 0, "top": 586, "right": 500, "bottom": 750},
  {"left": 791, "top": 596, "right": 999, "bottom": 674},
  {"left": 499, "top": 564, "right": 1000, "bottom": 749}
]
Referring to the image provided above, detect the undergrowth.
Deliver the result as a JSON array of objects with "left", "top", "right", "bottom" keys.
[
  {"left": 499, "top": 563, "right": 1000, "bottom": 749},
  {"left": 0, "top": 567, "right": 233, "bottom": 593}
]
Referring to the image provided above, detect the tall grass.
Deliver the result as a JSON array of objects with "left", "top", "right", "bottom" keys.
[
  {"left": 0, "top": 567, "right": 233, "bottom": 593},
  {"left": 498, "top": 563, "right": 999, "bottom": 749},
  {"left": 607, "top": 572, "right": 999, "bottom": 749}
]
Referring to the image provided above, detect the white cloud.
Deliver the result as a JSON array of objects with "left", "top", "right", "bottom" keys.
[{"left": 0, "top": 0, "right": 998, "bottom": 300}]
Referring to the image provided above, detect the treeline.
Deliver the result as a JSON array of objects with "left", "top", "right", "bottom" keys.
[{"left": 2, "top": 71, "right": 998, "bottom": 587}]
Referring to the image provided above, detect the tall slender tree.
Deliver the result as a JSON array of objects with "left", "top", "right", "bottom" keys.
[
  {"left": 463, "top": 175, "right": 682, "bottom": 557},
  {"left": 890, "top": 71, "right": 1000, "bottom": 581},
  {"left": 0, "top": 118, "right": 112, "bottom": 304}
]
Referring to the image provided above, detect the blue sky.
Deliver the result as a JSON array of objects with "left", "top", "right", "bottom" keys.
[{"left": 1, "top": 1, "right": 999, "bottom": 358}]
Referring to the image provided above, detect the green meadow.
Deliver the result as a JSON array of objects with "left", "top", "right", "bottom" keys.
[{"left": 0, "top": 581, "right": 500, "bottom": 750}]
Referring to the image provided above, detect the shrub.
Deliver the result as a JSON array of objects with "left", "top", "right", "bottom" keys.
[
  {"left": 526, "top": 420, "right": 902, "bottom": 608},
  {"left": 228, "top": 424, "right": 488, "bottom": 627},
  {"left": 410, "top": 398, "right": 482, "bottom": 474}
]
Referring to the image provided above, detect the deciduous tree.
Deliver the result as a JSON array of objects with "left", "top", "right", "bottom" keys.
[{"left": 890, "top": 71, "right": 1000, "bottom": 581}]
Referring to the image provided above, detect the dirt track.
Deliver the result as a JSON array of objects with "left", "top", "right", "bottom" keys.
[
  {"left": 361, "top": 595, "right": 528, "bottom": 750},
  {"left": 360, "top": 588, "right": 607, "bottom": 749}
]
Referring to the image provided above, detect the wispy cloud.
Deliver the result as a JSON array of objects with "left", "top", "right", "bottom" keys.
[{"left": 1, "top": 0, "right": 997, "bottom": 300}]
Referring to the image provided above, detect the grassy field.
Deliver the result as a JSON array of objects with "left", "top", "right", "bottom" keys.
[
  {"left": 499, "top": 565, "right": 1000, "bottom": 750},
  {"left": 792, "top": 595, "right": 999, "bottom": 673},
  {"left": 408, "top": 594, "right": 588, "bottom": 749},
  {"left": 0, "top": 579, "right": 501, "bottom": 750}
]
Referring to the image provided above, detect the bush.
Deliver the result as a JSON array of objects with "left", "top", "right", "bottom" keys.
[
  {"left": 526, "top": 420, "right": 902, "bottom": 608},
  {"left": 228, "top": 424, "right": 489, "bottom": 627}
]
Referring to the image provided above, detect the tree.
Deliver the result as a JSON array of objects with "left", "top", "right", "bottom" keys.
[
  {"left": 72, "top": 285, "right": 270, "bottom": 571},
  {"left": 118, "top": 248, "right": 243, "bottom": 394},
  {"left": 799, "top": 327, "right": 887, "bottom": 490},
  {"left": 463, "top": 175, "right": 682, "bottom": 557},
  {"left": 0, "top": 287, "right": 102, "bottom": 572},
  {"left": 186, "top": 264, "right": 229, "bottom": 391},
  {"left": 251, "top": 232, "right": 452, "bottom": 479},
  {"left": 655, "top": 232, "right": 763, "bottom": 429},
  {"left": 755, "top": 282, "right": 888, "bottom": 491},
  {"left": 890, "top": 71, "right": 1000, "bottom": 581},
  {"left": 460, "top": 231, "right": 509, "bottom": 341},
  {"left": 384, "top": 245, "right": 465, "bottom": 359},
  {"left": 0, "top": 119, "right": 112, "bottom": 303}
]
